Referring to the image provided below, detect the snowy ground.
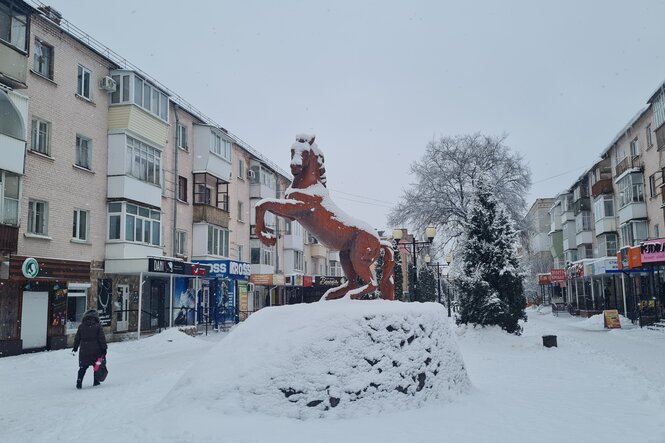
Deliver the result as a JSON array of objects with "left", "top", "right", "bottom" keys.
[{"left": 2, "top": 305, "right": 665, "bottom": 443}]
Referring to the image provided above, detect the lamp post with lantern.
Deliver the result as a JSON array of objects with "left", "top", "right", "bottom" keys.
[
  {"left": 392, "top": 226, "right": 436, "bottom": 302},
  {"left": 424, "top": 254, "right": 454, "bottom": 317}
]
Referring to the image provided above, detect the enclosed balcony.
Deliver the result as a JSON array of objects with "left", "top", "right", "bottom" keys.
[
  {"left": 591, "top": 179, "right": 613, "bottom": 197},
  {"left": 0, "top": 224, "right": 18, "bottom": 253},
  {"left": 192, "top": 173, "right": 230, "bottom": 228}
]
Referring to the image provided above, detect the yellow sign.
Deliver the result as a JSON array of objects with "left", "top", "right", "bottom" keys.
[
  {"left": 603, "top": 309, "right": 621, "bottom": 329},
  {"left": 238, "top": 282, "right": 248, "bottom": 314}
]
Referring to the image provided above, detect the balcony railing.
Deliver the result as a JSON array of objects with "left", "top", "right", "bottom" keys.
[
  {"left": 193, "top": 204, "right": 230, "bottom": 228},
  {"left": 591, "top": 179, "right": 613, "bottom": 197},
  {"left": 615, "top": 155, "right": 644, "bottom": 177},
  {"left": 573, "top": 198, "right": 591, "bottom": 215},
  {"left": 0, "top": 224, "right": 19, "bottom": 253}
]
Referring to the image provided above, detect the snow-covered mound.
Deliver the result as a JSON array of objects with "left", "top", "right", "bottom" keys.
[{"left": 163, "top": 300, "right": 470, "bottom": 419}]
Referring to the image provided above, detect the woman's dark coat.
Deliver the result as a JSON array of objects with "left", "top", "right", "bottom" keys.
[{"left": 73, "top": 310, "right": 107, "bottom": 366}]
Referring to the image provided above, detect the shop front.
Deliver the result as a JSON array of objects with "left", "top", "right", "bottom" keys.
[
  {"left": 637, "top": 238, "right": 665, "bottom": 323},
  {"left": 0, "top": 256, "right": 90, "bottom": 356},
  {"left": 303, "top": 276, "right": 346, "bottom": 303},
  {"left": 248, "top": 274, "right": 286, "bottom": 314},
  {"left": 285, "top": 274, "right": 306, "bottom": 304},
  {"left": 105, "top": 257, "right": 210, "bottom": 339},
  {"left": 615, "top": 245, "right": 652, "bottom": 324},
  {"left": 195, "top": 260, "right": 251, "bottom": 328}
]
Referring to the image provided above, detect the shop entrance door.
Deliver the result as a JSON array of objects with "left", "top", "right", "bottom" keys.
[
  {"left": 20, "top": 291, "right": 48, "bottom": 349},
  {"left": 116, "top": 285, "right": 129, "bottom": 332}
]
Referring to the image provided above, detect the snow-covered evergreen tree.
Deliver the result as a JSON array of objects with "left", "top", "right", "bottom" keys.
[
  {"left": 414, "top": 265, "right": 437, "bottom": 302},
  {"left": 393, "top": 243, "right": 404, "bottom": 300},
  {"left": 456, "top": 179, "right": 527, "bottom": 334}
]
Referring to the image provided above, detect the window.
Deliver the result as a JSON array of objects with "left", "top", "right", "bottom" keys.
[
  {"left": 33, "top": 39, "right": 53, "bottom": 79},
  {"left": 77, "top": 65, "right": 91, "bottom": 99},
  {"left": 598, "top": 233, "right": 618, "bottom": 257},
  {"left": 207, "top": 225, "right": 229, "bottom": 257},
  {"left": 107, "top": 202, "right": 160, "bottom": 245},
  {"left": 593, "top": 195, "right": 614, "bottom": 222},
  {"left": 175, "top": 230, "right": 187, "bottom": 256},
  {"left": 294, "top": 250, "right": 304, "bottom": 271},
  {"left": 176, "top": 124, "right": 188, "bottom": 150},
  {"left": 630, "top": 138, "right": 640, "bottom": 157},
  {"left": 617, "top": 173, "right": 644, "bottom": 207},
  {"left": 237, "top": 201, "right": 244, "bottom": 221},
  {"left": 238, "top": 244, "right": 244, "bottom": 262},
  {"left": 31, "top": 118, "right": 51, "bottom": 155},
  {"left": 655, "top": 224, "right": 660, "bottom": 239},
  {"left": 66, "top": 289, "right": 87, "bottom": 331},
  {"left": 126, "top": 136, "right": 161, "bottom": 186},
  {"left": 210, "top": 131, "right": 231, "bottom": 160},
  {"left": 72, "top": 209, "right": 88, "bottom": 241},
  {"left": 75, "top": 135, "right": 91, "bottom": 169},
  {"left": 250, "top": 239, "right": 273, "bottom": 266},
  {"left": 330, "top": 260, "right": 342, "bottom": 277},
  {"left": 28, "top": 199, "right": 48, "bottom": 235},
  {"left": 178, "top": 176, "right": 188, "bottom": 202},
  {"left": 649, "top": 174, "right": 657, "bottom": 198},
  {"left": 647, "top": 124, "right": 653, "bottom": 148},
  {"left": 620, "top": 221, "right": 648, "bottom": 247},
  {"left": 575, "top": 212, "right": 592, "bottom": 233},
  {"left": 194, "top": 184, "right": 212, "bottom": 205},
  {"left": 0, "top": 3, "right": 27, "bottom": 50},
  {"left": 0, "top": 171, "right": 19, "bottom": 225},
  {"left": 238, "top": 159, "right": 245, "bottom": 179}
]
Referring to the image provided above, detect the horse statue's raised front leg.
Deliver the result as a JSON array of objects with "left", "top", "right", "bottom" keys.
[{"left": 254, "top": 198, "right": 311, "bottom": 247}]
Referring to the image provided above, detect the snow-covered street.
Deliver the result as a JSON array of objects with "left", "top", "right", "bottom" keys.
[{"left": 2, "top": 306, "right": 664, "bottom": 443}]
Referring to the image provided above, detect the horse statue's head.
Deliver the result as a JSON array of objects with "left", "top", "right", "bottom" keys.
[{"left": 290, "top": 133, "right": 327, "bottom": 187}]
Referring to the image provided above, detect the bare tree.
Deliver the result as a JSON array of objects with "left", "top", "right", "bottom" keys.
[{"left": 389, "top": 133, "right": 531, "bottom": 250}]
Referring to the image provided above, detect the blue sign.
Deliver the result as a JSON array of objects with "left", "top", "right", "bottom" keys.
[{"left": 196, "top": 260, "right": 251, "bottom": 280}]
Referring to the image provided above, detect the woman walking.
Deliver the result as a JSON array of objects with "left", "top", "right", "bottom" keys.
[{"left": 72, "top": 309, "right": 107, "bottom": 389}]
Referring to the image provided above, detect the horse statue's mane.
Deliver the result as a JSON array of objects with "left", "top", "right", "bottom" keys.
[{"left": 293, "top": 134, "right": 327, "bottom": 187}]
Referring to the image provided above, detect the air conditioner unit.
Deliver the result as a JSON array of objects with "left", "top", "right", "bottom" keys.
[
  {"left": 99, "top": 76, "right": 117, "bottom": 92},
  {"left": 247, "top": 169, "right": 256, "bottom": 180}
]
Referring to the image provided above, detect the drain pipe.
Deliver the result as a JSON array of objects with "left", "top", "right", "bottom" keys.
[{"left": 172, "top": 103, "right": 180, "bottom": 258}]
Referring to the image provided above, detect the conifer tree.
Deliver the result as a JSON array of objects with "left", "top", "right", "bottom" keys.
[
  {"left": 456, "top": 179, "right": 527, "bottom": 334},
  {"left": 393, "top": 242, "right": 404, "bottom": 300}
]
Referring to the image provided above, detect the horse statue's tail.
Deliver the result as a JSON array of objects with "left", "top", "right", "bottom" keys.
[{"left": 379, "top": 240, "right": 396, "bottom": 300}]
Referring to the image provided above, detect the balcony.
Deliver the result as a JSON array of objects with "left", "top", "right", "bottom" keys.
[
  {"left": 282, "top": 233, "right": 304, "bottom": 251},
  {"left": 615, "top": 155, "right": 644, "bottom": 177},
  {"left": 591, "top": 179, "right": 613, "bottom": 197},
  {"left": 575, "top": 230, "right": 593, "bottom": 246},
  {"left": 0, "top": 43, "right": 28, "bottom": 89},
  {"left": 0, "top": 224, "right": 19, "bottom": 253},
  {"left": 193, "top": 204, "right": 230, "bottom": 228},
  {"left": 618, "top": 202, "right": 647, "bottom": 225},
  {"left": 595, "top": 217, "right": 616, "bottom": 235},
  {"left": 309, "top": 243, "right": 327, "bottom": 259},
  {"left": 573, "top": 197, "right": 591, "bottom": 215}
]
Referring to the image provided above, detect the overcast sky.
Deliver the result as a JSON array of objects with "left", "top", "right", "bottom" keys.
[{"left": 46, "top": 0, "right": 665, "bottom": 233}]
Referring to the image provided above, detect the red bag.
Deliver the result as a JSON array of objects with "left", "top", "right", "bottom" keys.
[{"left": 93, "top": 354, "right": 108, "bottom": 382}]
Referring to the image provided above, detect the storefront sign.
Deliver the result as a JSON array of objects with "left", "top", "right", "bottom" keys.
[
  {"left": 537, "top": 274, "right": 551, "bottom": 285},
  {"left": 603, "top": 309, "right": 621, "bottom": 329},
  {"left": 628, "top": 246, "right": 642, "bottom": 269},
  {"left": 273, "top": 274, "right": 285, "bottom": 285},
  {"left": 315, "top": 276, "right": 346, "bottom": 287},
  {"left": 250, "top": 274, "right": 273, "bottom": 285},
  {"left": 550, "top": 268, "right": 566, "bottom": 281},
  {"left": 197, "top": 260, "right": 251, "bottom": 279},
  {"left": 592, "top": 257, "right": 618, "bottom": 275},
  {"left": 96, "top": 279, "right": 112, "bottom": 327},
  {"left": 640, "top": 237, "right": 665, "bottom": 263},
  {"left": 21, "top": 257, "right": 39, "bottom": 278},
  {"left": 148, "top": 258, "right": 187, "bottom": 274},
  {"left": 303, "top": 275, "right": 313, "bottom": 287},
  {"left": 287, "top": 274, "right": 303, "bottom": 286}
]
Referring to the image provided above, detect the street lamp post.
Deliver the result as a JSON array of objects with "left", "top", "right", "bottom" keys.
[
  {"left": 424, "top": 254, "right": 453, "bottom": 317},
  {"left": 392, "top": 226, "right": 436, "bottom": 302}
]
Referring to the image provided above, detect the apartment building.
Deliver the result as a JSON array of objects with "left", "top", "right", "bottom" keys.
[{"left": 0, "top": 3, "right": 350, "bottom": 356}]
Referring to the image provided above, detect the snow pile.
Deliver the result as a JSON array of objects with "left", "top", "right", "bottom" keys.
[{"left": 163, "top": 301, "right": 469, "bottom": 419}]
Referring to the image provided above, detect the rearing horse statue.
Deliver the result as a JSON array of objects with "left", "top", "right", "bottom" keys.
[{"left": 255, "top": 134, "right": 395, "bottom": 301}]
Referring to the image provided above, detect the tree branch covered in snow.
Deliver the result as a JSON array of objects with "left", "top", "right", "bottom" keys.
[{"left": 388, "top": 133, "right": 531, "bottom": 252}]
